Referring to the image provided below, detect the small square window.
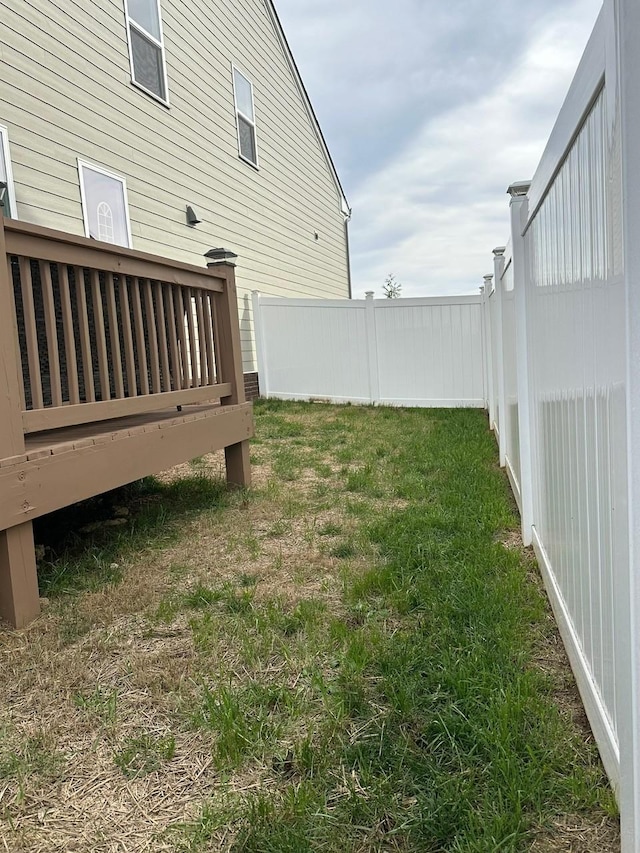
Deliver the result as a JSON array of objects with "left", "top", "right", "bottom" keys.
[
  {"left": 78, "top": 161, "right": 132, "bottom": 248},
  {"left": 232, "top": 66, "right": 258, "bottom": 168},
  {"left": 125, "top": 0, "right": 168, "bottom": 104},
  {"left": 0, "top": 125, "right": 17, "bottom": 218}
]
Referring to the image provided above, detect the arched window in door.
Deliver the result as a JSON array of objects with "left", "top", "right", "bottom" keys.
[{"left": 97, "top": 201, "right": 115, "bottom": 243}]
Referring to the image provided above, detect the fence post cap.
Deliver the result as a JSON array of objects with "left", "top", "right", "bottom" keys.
[
  {"left": 365, "top": 291, "right": 374, "bottom": 300},
  {"left": 483, "top": 274, "right": 493, "bottom": 283},
  {"left": 506, "top": 181, "right": 531, "bottom": 198},
  {"left": 492, "top": 246, "right": 506, "bottom": 257}
]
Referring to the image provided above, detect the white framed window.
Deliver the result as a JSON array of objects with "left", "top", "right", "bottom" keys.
[
  {"left": 232, "top": 66, "right": 259, "bottom": 168},
  {"left": 0, "top": 125, "right": 18, "bottom": 219},
  {"left": 78, "top": 160, "right": 132, "bottom": 248},
  {"left": 124, "top": 0, "right": 169, "bottom": 105}
]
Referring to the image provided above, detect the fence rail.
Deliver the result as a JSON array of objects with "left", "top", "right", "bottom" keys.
[{"left": 5, "top": 219, "right": 234, "bottom": 433}]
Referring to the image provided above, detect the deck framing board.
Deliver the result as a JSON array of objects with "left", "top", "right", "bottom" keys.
[{"left": 0, "top": 402, "right": 253, "bottom": 531}]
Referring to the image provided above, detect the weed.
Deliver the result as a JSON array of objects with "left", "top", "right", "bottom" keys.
[
  {"left": 266, "top": 518, "right": 291, "bottom": 538},
  {"left": 272, "top": 446, "right": 304, "bottom": 481},
  {"left": 193, "top": 681, "right": 299, "bottom": 768},
  {"left": 113, "top": 733, "right": 176, "bottom": 778},
  {"left": 330, "top": 541, "right": 356, "bottom": 559},
  {"left": 0, "top": 734, "right": 63, "bottom": 783},
  {"left": 74, "top": 687, "right": 118, "bottom": 724},
  {"left": 183, "top": 584, "right": 224, "bottom": 610},
  {"left": 318, "top": 522, "right": 342, "bottom": 537}
]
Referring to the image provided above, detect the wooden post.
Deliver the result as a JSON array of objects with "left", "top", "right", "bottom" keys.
[
  {"left": 0, "top": 215, "right": 40, "bottom": 627},
  {"left": 209, "top": 260, "right": 251, "bottom": 488}
]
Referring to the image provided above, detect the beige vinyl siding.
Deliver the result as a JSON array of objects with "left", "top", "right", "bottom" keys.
[{"left": 0, "top": 0, "right": 350, "bottom": 372}]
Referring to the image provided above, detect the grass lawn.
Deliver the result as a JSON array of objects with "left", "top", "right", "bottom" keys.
[{"left": 0, "top": 401, "right": 619, "bottom": 852}]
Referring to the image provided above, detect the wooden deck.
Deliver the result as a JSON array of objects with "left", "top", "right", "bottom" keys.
[{"left": 0, "top": 217, "right": 253, "bottom": 628}]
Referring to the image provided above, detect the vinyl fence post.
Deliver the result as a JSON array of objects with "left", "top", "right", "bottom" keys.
[
  {"left": 493, "top": 247, "right": 507, "bottom": 467},
  {"left": 508, "top": 182, "right": 534, "bottom": 546},
  {"left": 364, "top": 292, "right": 380, "bottom": 404},
  {"left": 251, "top": 291, "right": 269, "bottom": 400},
  {"left": 615, "top": 0, "right": 640, "bottom": 846},
  {"left": 482, "top": 275, "right": 494, "bottom": 423}
]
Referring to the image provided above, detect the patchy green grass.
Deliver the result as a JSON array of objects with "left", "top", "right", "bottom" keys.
[{"left": 0, "top": 401, "right": 619, "bottom": 852}]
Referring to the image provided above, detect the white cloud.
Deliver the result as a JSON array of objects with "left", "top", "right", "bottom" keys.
[{"left": 348, "top": 1, "right": 602, "bottom": 296}]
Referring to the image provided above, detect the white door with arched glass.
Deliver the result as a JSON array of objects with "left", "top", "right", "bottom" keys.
[{"left": 78, "top": 161, "right": 132, "bottom": 248}]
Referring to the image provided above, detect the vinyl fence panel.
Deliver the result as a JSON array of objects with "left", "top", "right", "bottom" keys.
[
  {"left": 253, "top": 297, "right": 371, "bottom": 403},
  {"left": 524, "top": 77, "right": 625, "bottom": 785},
  {"left": 253, "top": 293, "right": 485, "bottom": 407}
]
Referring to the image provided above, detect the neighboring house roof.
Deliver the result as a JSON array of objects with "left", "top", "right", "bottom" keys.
[{"left": 264, "top": 0, "right": 351, "bottom": 219}]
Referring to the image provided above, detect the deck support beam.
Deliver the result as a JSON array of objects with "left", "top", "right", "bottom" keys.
[
  {"left": 225, "top": 440, "right": 251, "bottom": 488},
  {"left": 0, "top": 524, "right": 40, "bottom": 628}
]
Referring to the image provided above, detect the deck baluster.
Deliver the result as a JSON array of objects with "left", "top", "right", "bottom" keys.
[
  {"left": 118, "top": 276, "right": 137, "bottom": 397},
  {"left": 59, "top": 264, "right": 80, "bottom": 404}
]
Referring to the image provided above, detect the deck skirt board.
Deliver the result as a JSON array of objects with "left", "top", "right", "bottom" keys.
[{"left": 0, "top": 403, "right": 253, "bottom": 531}]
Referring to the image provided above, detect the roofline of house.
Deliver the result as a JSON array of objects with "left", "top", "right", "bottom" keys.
[{"left": 264, "top": 0, "right": 351, "bottom": 219}]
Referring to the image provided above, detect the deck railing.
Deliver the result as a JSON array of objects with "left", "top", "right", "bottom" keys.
[
  {"left": 3, "top": 217, "right": 244, "bottom": 433},
  {"left": 0, "top": 214, "right": 250, "bottom": 629}
]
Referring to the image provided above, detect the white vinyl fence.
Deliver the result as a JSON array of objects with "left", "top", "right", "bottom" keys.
[
  {"left": 483, "top": 3, "right": 640, "bottom": 849},
  {"left": 252, "top": 293, "right": 485, "bottom": 407}
]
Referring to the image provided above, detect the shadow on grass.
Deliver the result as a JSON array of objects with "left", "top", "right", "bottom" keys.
[{"left": 35, "top": 473, "right": 235, "bottom": 598}]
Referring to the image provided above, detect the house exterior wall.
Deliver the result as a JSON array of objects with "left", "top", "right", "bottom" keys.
[{"left": 0, "top": 0, "right": 350, "bottom": 372}]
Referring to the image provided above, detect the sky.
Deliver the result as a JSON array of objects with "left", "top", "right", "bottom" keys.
[{"left": 274, "top": 0, "right": 604, "bottom": 297}]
